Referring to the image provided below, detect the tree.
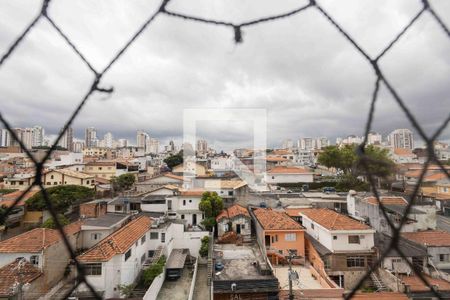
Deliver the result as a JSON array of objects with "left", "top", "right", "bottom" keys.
[
  {"left": 163, "top": 151, "right": 183, "bottom": 169},
  {"left": 142, "top": 256, "right": 166, "bottom": 286},
  {"left": 318, "top": 145, "right": 394, "bottom": 178},
  {"left": 111, "top": 173, "right": 136, "bottom": 192},
  {"left": 26, "top": 185, "right": 94, "bottom": 213},
  {"left": 199, "top": 192, "right": 223, "bottom": 231},
  {"left": 117, "top": 284, "right": 135, "bottom": 298},
  {"left": 199, "top": 236, "right": 209, "bottom": 257},
  {"left": 41, "top": 214, "right": 70, "bottom": 228}
]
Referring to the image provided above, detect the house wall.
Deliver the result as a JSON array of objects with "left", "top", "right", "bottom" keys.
[
  {"left": 41, "top": 170, "right": 94, "bottom": 188},
  {"left": 429, "top": 246, "right": 450, "bottom": 270},
  {"left": 84, "top": 165, "right": 116, "bottom": 179},
  {"left": 81, "top": 228, "right": 114, "bottom": 249},
  {"left": 217, "top": 216, "right": 251, "bottom": 237},
  {"left": 0, "top": 253, "right": 43, "bottom": 269},
  {"left": 301, "top": 216, "right": 374, "bottom": 252},
  {"left": 265, "top": 230, "right": 305, "bottom": 258},
  {"left": 79, "top": 202, "right": 107, "bottom": 218},
  {"left": 382, "top": 257, "right": 413, "bottom": 274}
]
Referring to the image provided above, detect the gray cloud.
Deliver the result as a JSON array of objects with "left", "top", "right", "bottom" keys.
[{"left": 0, "top": 0, "right": 449, "bottom": 151}]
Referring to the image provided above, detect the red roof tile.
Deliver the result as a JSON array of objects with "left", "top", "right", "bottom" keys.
[
  {"left": 401, "top": 274, "right": 450, "bottom": 292},
  {"left": 216, "top": 204, "right": 250, "bottom": 222},
  {"left": 364, "top": 196, "right": 408, "bottom": 206},
  {"left": 253, "top": 208, "right": 304, "bottom": 231},
  {"left": 297, "top": 208, "right": 372, "bottom": 231},
  {"left": 0, "top": 260, "right": 42, "bottom": 296},
  {"left": 402, "top": 230, "right": 450, "bottom": 247},
  {"left": 268, "top": 166, "right": 312, "bottom": 174},
  {"left": 77, "top": 216, "right": 151, "bottom": 262}
]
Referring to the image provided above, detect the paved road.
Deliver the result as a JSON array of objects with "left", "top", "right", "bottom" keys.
[{"left": 437, "top": 214, "right": 450, "bottom": 232}]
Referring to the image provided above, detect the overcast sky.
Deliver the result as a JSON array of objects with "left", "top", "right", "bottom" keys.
[{"left": 0, "top": 0, "right": 449, "bottom": 151}]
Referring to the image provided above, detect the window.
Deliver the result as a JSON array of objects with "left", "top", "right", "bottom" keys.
[
  {"left": 183, "top": 200, "right": 186, "bottom": 206},
  {"left": 278, "top": 250, "right": 283, "bottom": 255},
  {"left": 348, "top": 235, "right": 360, "bottom": 244},
  {"left": 440, "top": 254, "right": 450, "bottom": 262},
  {"left": 142, "top": 199, "right": 165, "bottom": 204},
  {"left": 125, "top": 249, "right": 132, "bottom": 261},
  {"left": 86, "top": 180, "right": 90, "bottom": 184},
  {"left": 272, "top": 176, "right": 275, "bottom": 179},
  {"left": 228, "top": 191, "right": 233, "bottom": 196},
  {"left": 323, "top": 256, "right": 331, "bottom": 269},
  {"left": 99, "top": 167, "right": 102, "bottom": 170},
  {"left": 311, "top": 223, "right": 314, "bottom": 229},
  {"left": 84, "top": 263, "right": 102, "bottom": 275},
  {"left": 148, "top": 250, "right": 155, "bottom": 257},
  {"left": 115, "top": 205, "right": 122, "bottom": 211},
  {"left": 46, "top": 182, "right": 51, "bottom": 185},
  {"left": 271, "top": 235, "right": 278, "bottom": 243},
  {"left": 288, "top": 249, "right": 298, "bottom": 256},
  {"left": 30, "top": 255, "right": 39, "bottom": 266},
  {"left": 135, "top": 241, "right": 138, "bottom": 247},
  {"left": 223, "top": 224, "right": 229, "bottom": 232},
  {"left": 141, "top": 253, "right": 146, "bottom": 264},
  {"left": 285, "top": 233, "right": 296, "bottom": 241},
  {"left": 91, "top": 233, "right": 102, "bottom": 240},
  {"left": 241, "top": 224, "right": 245, "bottom": 229},
  {"left": 19, "top": 181, "right": 23, "bottom": 185},
  {"left": 347, "top": 256, "right": 365, "bottom": 268},
  {"left": 53, "top": 182, "right": 57, "bottom": 185},
  {"left": 50, "top": 175, "right": 54, "bottom": 179},
  {"left": 189, "top": 199, "right": 192, "bottom": 203},
  {"left": 333, "top": 236, "right": 337, "bottom": 240},
  {"left": 181, "top": 214, "right": 185, "bottom": 220},
  {"left": 141, "top": 235, "right": 146, "bottom": 244},
  {"left": 161, "top": 233, "right": 166, "bottom": 243}
]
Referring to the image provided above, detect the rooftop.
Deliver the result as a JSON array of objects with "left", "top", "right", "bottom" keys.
[
  {"left": 268, "top": 166, "right": 312, "bottom": 174},
  {"left": 0, "top": 221, "right": 82, "bottom": 253},
  {"left": 166, "top": 248, "right": 189, "bottom": 269},
  {"left": 0, "top": 189, "right": 39, "bottom": 207},
  {"left": 82, "top": 214, "right": 130, "bottom": 228},
  {"left": 203, "top": 180, "right": 247, "bottom": 190},
  {"left": 213, "top": 243, "right": 274, "bottom": 281},
  {"left": 296, "top": 208, "right": 372, "bottom": 231},
  {"left": 0, "top": 260, "right": 42, "bottom": 296},
  {"left": 375, "top": 233, "right": 427, "bottom": 257},
  {"left": 51, "top": 168, "right": 93, "bottom": 179},
  {"left": 400, "top": 274, "right": 450, "bottom": 292},
  {"left": 401, "top": 230, "right": 450, "bottom": 247},
  {"left": 273, "top": 265, "right": 325, "bottom": 290},
  {"left": 364, "top": 196, "right": 408, "bottom": 206},
  {"left": 253, "top": 208, "right": 304, "bottom": 231},
  {"left": 216, "top": 204, "right": 250, "bottom": 222},
  {"left": 77, "top": 216, "right": 151, "bottom": 262}
]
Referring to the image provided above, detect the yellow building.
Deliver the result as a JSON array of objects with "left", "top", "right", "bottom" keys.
[{"left": 84, "top": 161, "right": 116, "bottom": 179}]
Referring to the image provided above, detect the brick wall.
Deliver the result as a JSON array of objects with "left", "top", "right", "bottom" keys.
[{"left": 79, "top": 202, "right": 106, "bottom": 218}]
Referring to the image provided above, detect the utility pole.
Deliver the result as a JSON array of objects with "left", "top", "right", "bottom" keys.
[{"left": 287, "top": 250, "right": 298, "bottom": 300}]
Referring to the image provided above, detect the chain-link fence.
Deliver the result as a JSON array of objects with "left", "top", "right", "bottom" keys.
[{"left": 0, "top": 0, "right": 449, "bottom": 299}]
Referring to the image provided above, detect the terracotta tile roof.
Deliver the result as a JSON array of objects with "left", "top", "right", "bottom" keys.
[
  {"left": 179, "top": 189, "right": 205, "bottom": 196},
  {"left": 266, "top": 156, "right": 288, "bottom": 162},
  {"left": 400, "top": 274, "right": 450, "bottom": 292},
  {"left": 0, "top": 190, "right": 39, "bottom": 207},
  {"left": 364, "top": 196, "right": 408, "bottom": 206},
  {"left": 216, "top": 204, "right": 250, "bottom": 222},
  {"left": 204, "top": 180, "right": 247, "bottom": 189},
  {"left": 424, "top": 172, "right": 447, "bottom": 182},
  {"left": 402, "top": 230, "right": 450, "bottom": 247},
  {"left": 253, "top": 208, "right": 304, "bottom": 230},
  {"left": 297, "top": 208, "right": 372, "bottom": 231},
  {"left": 77, "top": 216, "right": 151, "bottom": 262},
  {"left": 272, "top": 149, "right": 292, "bottom": 155},
  {"left": 393, "top": 148, "right": 414, "bottom": 156},
  {"left": 161, "top": 173, "right": 185, "bottom": 181},
  {"left": 50, "top": 168, "right": 94, "bottom": 180},
  {"left": 268, "top": 166, "right": 312, "bottom": 174},
  {"left": 0, "top": 260, "right": 42, "bottom": 296}
]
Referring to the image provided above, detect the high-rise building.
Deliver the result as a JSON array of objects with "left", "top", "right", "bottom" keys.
[
  {"left": 388, "top": 129, "right": 414, "bottom": 149},
  {"left": 103, "top": 132, "right": 113, "bottom": 148},
  {"left": 85, "top": 127, "right": 97, "bottom": 148},
  {"left": 298, "top": 137, "right": 314, "bottom": 150},
  {"left": 169, "top": 140, "right": 175, "bottom": 152},
  {"left": 315, "top": 137, "right": 330, "bottom": 149},
  {"left": 58, "top": 127, "right": 74, "bottom": 151},
  {"left": 0, "top": 129, "right": 10, "bottom": 147},
  {"left": 367, "top": 132, "right": 382, "bottom": 145},
  {"left": 136, "top": 130, "right": 149, "bottom": 150},
  {"left": 117, "top": 139, "right": 128, "bottom": 148},
  {"left": 72, "top": 140, "right": 84, "bottom": 153},
  {"left": 22, "top": 128, "right": 34, "bottom": 149},
  {"left": 32, "top": 125, "right": 44, "bottom": 147},
  {"left": 148, "top": 138, "right": 159, "bottom": 154},
  {"left": 196, "top": 139, "right": 208, "bottom": 154}
]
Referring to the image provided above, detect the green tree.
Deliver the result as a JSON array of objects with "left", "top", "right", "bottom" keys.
[
  {"left": 163, "top": 151, "right": 183, "bottom": 169},
  {"left": 41, "top": 214, "right": 70, "bottom": 228},
  {"left": 199, "top": 236, "right": 209, "bottom": 257},
  {"left": 142, "top": 256, "right": 166, "bottom": 286},
  {"left": 199, "top": 192, "right": 223, "bottom": 231},
  {"left": 111, "top": 173, "right": 136, "bottom": 192},
  {"left": 318, "top": 145, "right": 394, "bottom": 178},
  {"left": 117, "top": 284, "right": 135, "bottom": 298},
  {"left": 26, "top": 185, "right": 94, "bottom": 213}
]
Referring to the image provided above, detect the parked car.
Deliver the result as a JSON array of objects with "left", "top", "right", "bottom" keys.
[
  {"left": 323, "top": 187, "right": 336, "bottom": 193},
  {"left": 259, "top": 202, "right": 267, "bottom": 208}
]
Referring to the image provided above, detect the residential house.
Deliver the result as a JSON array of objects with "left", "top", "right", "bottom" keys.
[
  {"left": 0, "top": 222, "right": 82, "bottom": 292},
  {"left": 134, "top": 173, "right": 186, "bottom": 193},
  {"left": 0, "top": 189, "right": 39, "bottom": 230},
  {"left": 166, "top": 189, "right": 205, "bottom": 228},
  {"left": 0, "top": 259, "right": 44, "bottom": 300},
  {"left": 347, "top": 192, "right": 436, "bottom": 235},
  {"left": 171, "top": 161, "right": 206, "bottom": 177},
  {"left": 390, "top": 148, "right": 417, "bottom": 164},
  {"left": 83, "top": 161, "right": 116, "bottom": 179},
  {"left": 250, "top": 207, "right": 306, "bottom": 265},
  {"left": 402, "top": 230, "right": 450, "bottom": 273},
  {"left": 295, "top": 208, "right": 376, "bottom": 290},
  {"left": 140, "top": 185, "right": 178, "bottom": 213},
  {"left": 216, "top": 204, "right": 251, "bottom": 241},
  {"left": 264, "top": 166, "right": 314, "bottom": 184},
  {"left": 77, "top": 216, "right": 152, "bottom": 299},
  {"left": 202, "top": 179, "right": 247, "bottom": 205},
  {"left": 80, "top": 214, "right": 131, "bottom": 249}
]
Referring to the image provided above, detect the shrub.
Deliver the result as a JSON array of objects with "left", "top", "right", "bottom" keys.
[
  {"left": 199, "top": 236, "right": 209, "bottom": 258},
  {"left": 41, "top": 214, "right": 70, "bottom": 228},
  {"left": 142, "top": 256, "right": 166, "bottom": 286}
]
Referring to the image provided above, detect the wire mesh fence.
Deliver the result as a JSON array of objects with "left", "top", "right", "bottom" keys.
[{"left": 0, "top": 0, "right": 449, "bottom": 299}]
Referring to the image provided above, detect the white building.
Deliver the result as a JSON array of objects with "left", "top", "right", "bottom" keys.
[
  {"left": 264, "top": 166, "right": 314, "bottom": 184},
  {"left": 45, "top": 152, "right": 83, "bottom": 169},
  {"left": 367, "top": 132, "right": 382, "bottom": 145},
  {"left": 0, "top": 128, "right": 10, "bottom": 147},
  {"left": 103, "top": 132, "right": 113, "bottom": 149},
  {"left": 136, "top": 130, "right": 149, "bottom": 151},
  {"left": 388, "top": 128, "right": 414, "bottom": 150},
  {"left": 85, "top": 127, "right": 97, "bottom": 148},
  {"left": 57, "top": 127, "right": 73, "bottom": 151}
]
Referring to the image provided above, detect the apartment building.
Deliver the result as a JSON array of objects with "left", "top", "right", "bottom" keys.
[{"left": 84, "top": 161, "right": 116, "bottom": 179}]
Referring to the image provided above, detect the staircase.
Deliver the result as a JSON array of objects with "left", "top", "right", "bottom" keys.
[
  {"left": 370, "top": 272, "right": 387, "bottom": 291},
  {"left": 143, "top": 246, "right": 164, "bottom": 267}
]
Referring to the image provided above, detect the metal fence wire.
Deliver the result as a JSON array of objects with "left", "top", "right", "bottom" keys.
[{"left": 0, "top": 0, "right": 449, "bottom": 299}]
